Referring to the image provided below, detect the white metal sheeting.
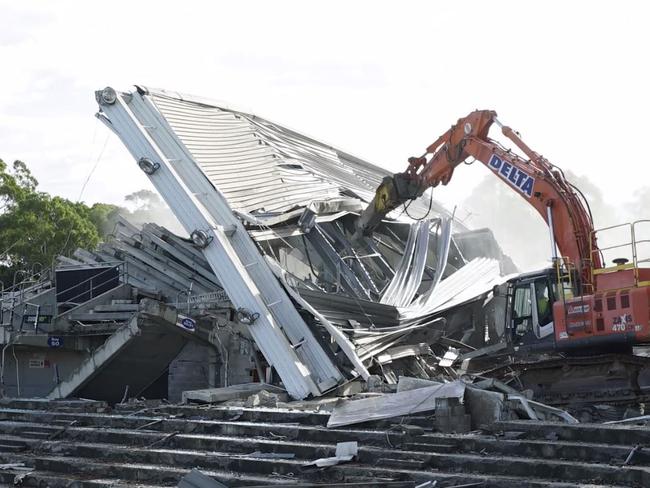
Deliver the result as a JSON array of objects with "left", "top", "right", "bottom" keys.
[
  {"left": 404, "top": 217, "right": 454, "bottom": 315},
  {"left": 96, "top": 87, "right": 343, "bottom": 400},
  {"left": 404, "top": 257, "right": 504, "bottom": 318},
  {"left": 142, "top": 87, "right": 455, "bottom": 222},
  {"left": 149, "top": 94, "right": 339, "bottom": 214},
  {"left": 265, "top": 256, "right": 371, "bottom": 380},
  {"left": 380, "top": 217, "right": 455, "bottom": 311},
  {"left": 380, "top": 220, "right": 431, "bottom": 307},
  {"left": 327, "top": 380, "right": 466, "bottom": 428}
]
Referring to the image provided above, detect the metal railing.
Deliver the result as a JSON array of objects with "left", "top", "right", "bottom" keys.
[
  {"left": 0, "top": 268, "right": 51, "bottom": 327},
  {"left": 633, "top": 219, "right": 650, "bottom": 267},
  {"left": 633, "top": 220, "right": 650, "bottom": 286},
  {"left": 1, "top": 261, "right": 128, "bottom": 331},
  {"left": 554, "top": 256, "right": 576, "bottom": 304},
  {"left": 55, "top": 261, "right": 128, "bottom": 307},
  {"left": 589, "top": 220, "right": 650, "bottom": 287}
]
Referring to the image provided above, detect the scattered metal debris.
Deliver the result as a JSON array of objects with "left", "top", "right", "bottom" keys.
[
  {"left": 304, "top": 441, "right": 358, "bottom": 468},
  {"left": 623, "top": 444, "right": 642, "bottom": 466},
  {"left": 178, "top": 469, "right": 229, "bottom": 488},
  {"left": 328, "top": 381, "right": 466, "bottom": 428},
  {"left": 146, "top": 431, "right": 179, "bottom": 449}
]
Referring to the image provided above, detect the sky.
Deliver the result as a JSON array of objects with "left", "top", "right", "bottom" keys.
[{"left": 1, "top": 0, "right": 649, "bottom": 268}]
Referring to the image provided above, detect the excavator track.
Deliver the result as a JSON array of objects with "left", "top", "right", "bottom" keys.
[{"left": 476, "top": 353, "right": 650, "bottom": 407}]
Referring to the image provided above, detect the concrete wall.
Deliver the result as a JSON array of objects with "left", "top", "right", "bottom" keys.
[
  {"left": 218, "top": 332, "right": 261, "bottom": 387},
  {"left": 0, "top": 346, "right": 87, "bottom": 398},
  {"left": 168, "top": 341, "right": 218, "bottom": 403}
]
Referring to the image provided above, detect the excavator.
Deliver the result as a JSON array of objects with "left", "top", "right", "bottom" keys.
[{"left": 354, "top": 110, "right": 650, "bottom": 406}]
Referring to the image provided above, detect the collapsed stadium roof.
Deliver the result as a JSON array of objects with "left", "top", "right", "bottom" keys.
[{"left": 94, "top": 85, "right": 512, "bottom": 399}]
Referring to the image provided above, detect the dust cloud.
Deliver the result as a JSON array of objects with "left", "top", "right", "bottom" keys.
[
  {"left": 118, "top": 190, "right": 185, "bottom": 236},
  {"left": 459, "top": 171, "right": 649, "bottom": 272}
]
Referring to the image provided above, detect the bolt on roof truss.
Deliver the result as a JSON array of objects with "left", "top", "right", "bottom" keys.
[{"left": 95, "top": 87, "right": 343, "bottom": 399}]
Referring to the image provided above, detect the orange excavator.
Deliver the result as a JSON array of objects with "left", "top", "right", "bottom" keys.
[{"left": 355, "top": 110, "right": 650, "bottom": 358}]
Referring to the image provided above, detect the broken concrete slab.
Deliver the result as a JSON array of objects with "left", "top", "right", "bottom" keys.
[
  {"left": 182, "top": 383, "right": 286, "bottom": 404},
  {"left": 365, "top": 374, "right": 394, "bottom": 393},
  {"left": 327, "top": 380, "right": 465, "bottom": 428},
  {"left": 464, "top": 386, "right": 506, "bottom": 429},
  {"left": 178, "top": 468, "right": 229, "bottom": 488},
  {"left": 244, "top": 389, "right": 287, "bottom": 408},
  {"left": 434, "top": 396, "right": 471, "bottom": 433}
]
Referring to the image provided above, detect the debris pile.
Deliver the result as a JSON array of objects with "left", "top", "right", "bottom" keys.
[{"left": 89, "top": 86, "right": 531, "bottom": 399}]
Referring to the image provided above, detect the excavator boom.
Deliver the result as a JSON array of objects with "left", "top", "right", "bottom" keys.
[{"left": 355, "top": 110, "right": 601, "bottom": 285}]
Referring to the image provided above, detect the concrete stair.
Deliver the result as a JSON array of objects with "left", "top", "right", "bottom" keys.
[
  {"left": 0, "top": 402, "right": 644, "bottom": 487},
  {"left": 47, "top": 315, "right": 188, "bottom": 402}
]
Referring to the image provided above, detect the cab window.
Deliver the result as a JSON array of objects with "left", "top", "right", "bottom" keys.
[
  {"left": 513, "top": 285, "right": 532, "bottom": 335},
  {"left": 534, "top": 279, "right": 552, "bottom": 327}
]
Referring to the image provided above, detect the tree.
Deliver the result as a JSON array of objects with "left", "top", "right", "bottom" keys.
[
  {"left": 88, "top": 202, "right": 122, "bottom": 237},
  {"left": 0, "top": 159, "right": 109, "bottom": 286}
]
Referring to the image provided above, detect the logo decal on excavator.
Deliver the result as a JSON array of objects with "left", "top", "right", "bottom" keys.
[
  {"left": 612, "top": 314, "right": 633, "bottom": 332},
  {"left": 488, "top": 154, "right": 535, "bottom": 198}
]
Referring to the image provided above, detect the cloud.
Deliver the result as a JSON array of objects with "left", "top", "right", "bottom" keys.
[
  {"left": 0, "top": 4, "right": 51, "bottom": 45},
  {"left": 0, "top": 0, "right": 648, "bottom": 230}
]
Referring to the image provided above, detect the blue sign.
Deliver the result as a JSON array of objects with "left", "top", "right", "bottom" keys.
[
  {"left": 179, "top": 317, "right": 196, "bottom": 331},
  {"left": 48, "top": 336, "right": 63, "bottom": 348},
  {"left": 488, "top": 154, "right": 535, "bottom": 198}
]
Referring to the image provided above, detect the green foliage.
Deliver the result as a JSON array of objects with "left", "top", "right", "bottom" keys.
[
  {"left": 0, "top": 159, "right": 110, "bottom": 285},
  {"left": 88, "top": 202, "right": 122, "bottom": 237},
  {"left": 0, "top": 158, "right": 181, "bottom": 286}
]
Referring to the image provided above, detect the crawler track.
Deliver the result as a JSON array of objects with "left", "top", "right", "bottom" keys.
[{"left": 480, "top": 353, "right": 650, "bottom": 407}]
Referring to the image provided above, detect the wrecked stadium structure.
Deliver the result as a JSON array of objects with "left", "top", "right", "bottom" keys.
[
  {"left": 2, "top": 85, "right": 650, "bottom": 487},
  {"left": 90, "top": 85, "right": 515, "bottom": 400},
  {"left": 0, "top": 85, "right": 518, "bottom": 403}
]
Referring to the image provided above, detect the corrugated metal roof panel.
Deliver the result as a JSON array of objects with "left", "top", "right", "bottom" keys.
[
  {"left": 144, "top": 88, "right": 456, "bottom": 223},
  {"left": 407, "top": 257, "right": 505, "bottom": 316}
]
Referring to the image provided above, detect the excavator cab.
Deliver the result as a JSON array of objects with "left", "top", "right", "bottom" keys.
[{"left": 506, "top": 269, "right": 565, "bottom": 352}]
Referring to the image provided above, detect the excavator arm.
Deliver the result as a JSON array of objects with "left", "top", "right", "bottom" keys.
[{"left": 355, "top": 110, "right": 601, "bottom": 285}]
